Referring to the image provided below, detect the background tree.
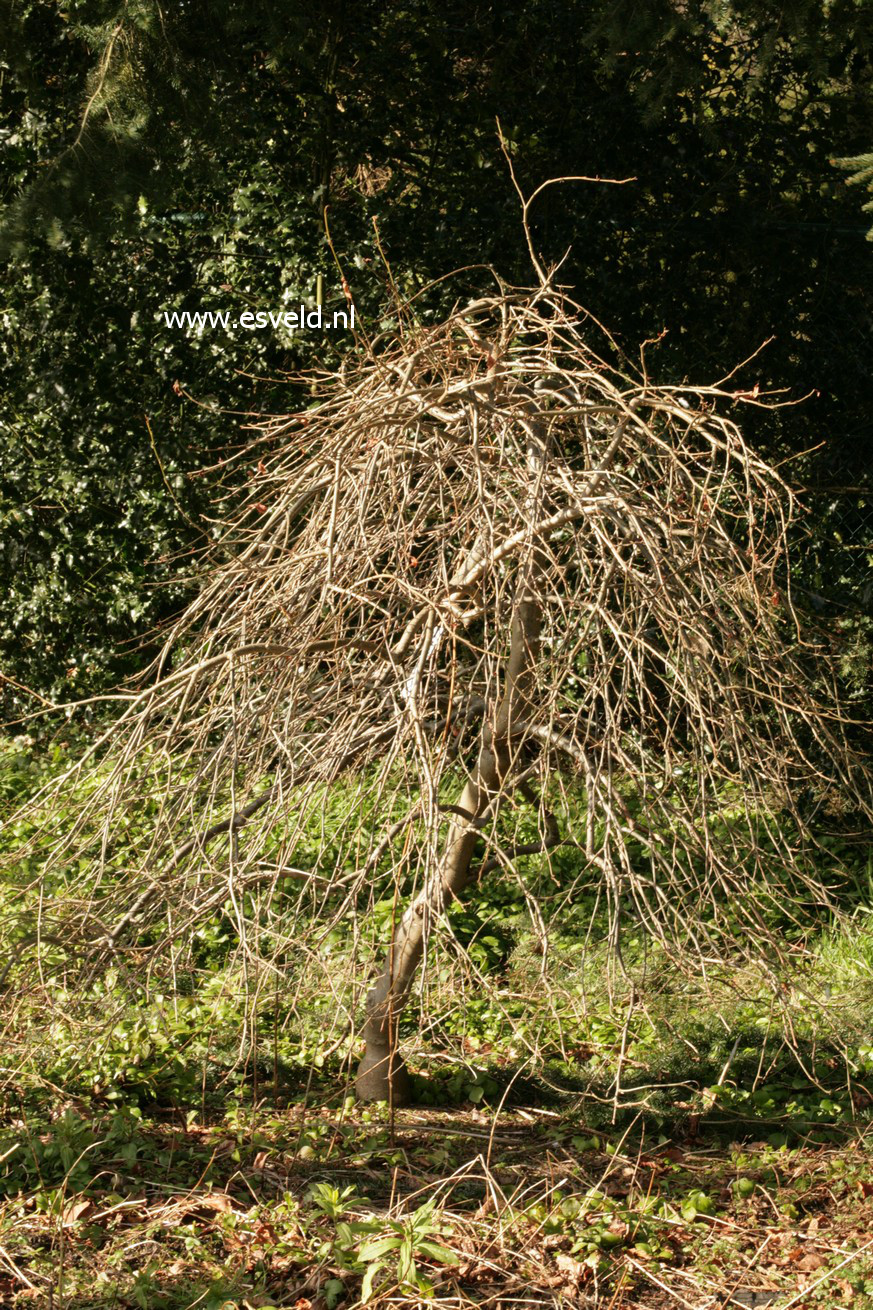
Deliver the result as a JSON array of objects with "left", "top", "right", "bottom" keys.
[{"left": 1, "top": 0, "right": 872, "bottom": 714}]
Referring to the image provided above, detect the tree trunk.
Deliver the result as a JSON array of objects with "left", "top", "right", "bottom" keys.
[{"left": 356, "top": 423, "right": 546, "bottom": 1103}]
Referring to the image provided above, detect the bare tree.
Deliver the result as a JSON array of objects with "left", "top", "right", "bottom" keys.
[{"left": 9, "top": 275, "right": 871, "bottom": 1103}]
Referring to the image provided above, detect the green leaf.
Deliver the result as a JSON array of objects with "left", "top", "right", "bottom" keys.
[
  {"left": 358, "top": 1235, "right": 402, "bottom": 1261},
  {"left": 397, "top": 1251, "right": 416, "bottom": 1286},
  {"left": 408, "top": 1200, "right": 436, "bottom": 1232},
  {"left": 324, "top": 1278, "right": 345, "bottom": 1309},
  {"left": 360, "top": 1261, "right": 382, "bottom": 1304},
  {"left": 415, "top": 1240, "right": 459, "bottom": 1265}
]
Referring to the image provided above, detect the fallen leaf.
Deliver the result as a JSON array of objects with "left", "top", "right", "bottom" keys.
[
  {"left": 555, "top": 1253, "right": 587, "bottom": 1286},
  {"left": 184, "top": 1191, "right": 242, "bottom": 1218},
  {"left": 253, "top": 1221, "right": 279, "bottom": 1245},
  {"left": 62, "top": 1198, "right": 93, "bottom": 1226}
]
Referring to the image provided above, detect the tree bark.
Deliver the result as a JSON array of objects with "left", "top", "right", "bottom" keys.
[{"left": 356, "top": 422, "right": 547, "bottom": 1104}]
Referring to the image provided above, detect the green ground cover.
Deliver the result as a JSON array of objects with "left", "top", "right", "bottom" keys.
[{"left": 2, "top": 736, "right": 872, "bottom": 1307}]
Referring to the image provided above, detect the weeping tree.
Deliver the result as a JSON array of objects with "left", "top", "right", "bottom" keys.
[{"left": 8, "top": 262, "right": 871, "bottom": 1104}]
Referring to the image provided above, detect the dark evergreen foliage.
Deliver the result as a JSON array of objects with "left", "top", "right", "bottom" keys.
[{"left": 1, "top": 0, "right": 871, "bottom": 711}]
